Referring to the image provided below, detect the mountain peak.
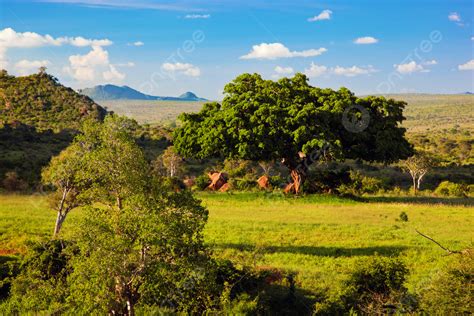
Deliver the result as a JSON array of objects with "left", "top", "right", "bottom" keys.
[
  {"left": 79, "top": 84, "right": 206, "bottom": 101},
  {"left": 179, "top": 91, "right": 198, "bottom": 99}
]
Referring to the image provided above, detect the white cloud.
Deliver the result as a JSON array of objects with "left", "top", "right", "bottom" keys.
[
  {"left": 161, "top": 62, "right": 200, "bottom": 77},
  {"left": 304, "top": 63, "right": 328, "bottom": 77},
  {"left": 129, "top": 41, "right": 144, "bottom": 46},
  {"left": 103, "top": 64, "right": 125, "bottom": 81},
  {"left": 354, "top": 36, "right": 378, "bottom": 44},
  {"left": 68, "top": 36, "right": 112, "bottom": 47},
  {"left": 332, "top": 65, "right": 377, "bottom": 77},
  {"left": 65, "top": 46, "right": 124, "bottom": 82},
  {"left": 304, "top": 63, "right": 377, "bottom": 78},
  {"left": 14, "top": 59, "right": 51, "bottom": 75},
  {"left": 274, "top": 66, "right": 294, "bottom": 75},
  {"left": 116, "top": 62, "right": 135, "bottom": 67},
  {"left": 448, "top": 12, "right": 461, "bottom": 22},
  {"left": 308, "top": 10, "right": 332, "bottom": 22},
  {"left": 184, "top": 14, "right": 210, "bottom": 19},
  {"left": 458, "top": 59, "right": 474, "bottom": 71},
  {"left": 394, "top": 61, "right": 424, "bottom": 74},
  {"left": 240, "top": 43, "right": 327, "bottom": 60},
  {"left": 471, "top": 36, "right": 474, "bottom": 41},
  {"left": 423, "top": 59, "right": 437, "bottom": 65},
  {"left": 0, "top": 27, "right": 112, "bottom": 69}
]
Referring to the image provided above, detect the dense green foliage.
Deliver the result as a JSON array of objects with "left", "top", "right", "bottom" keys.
[
  {"left": 0, "top": 70, "right": 106, "bottom": 132},
  {"left": 174, "top": 73, "right": 413, "bottom": 193},
  {"left": 2, "top": 116, "right": 218, "bottom": 314}
]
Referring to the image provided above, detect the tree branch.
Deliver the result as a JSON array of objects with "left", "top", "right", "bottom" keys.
[{"left": 415, "top": 229, "right": 470, "bottom": 255}]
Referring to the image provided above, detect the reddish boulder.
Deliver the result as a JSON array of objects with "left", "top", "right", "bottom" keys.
[
  {"left": 207, "top": 172, "right": 228, "bottom": 191},
  {"left": 257, "top": 175, "right": 270, "bottom": 189},
  {"left": 219, "top": 182, "right": 231, "bottom": 192}
]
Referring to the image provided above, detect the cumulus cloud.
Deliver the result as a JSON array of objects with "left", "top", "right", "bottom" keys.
[
  {"left": 65, "top": 46, "right": 125, "bottom": 82},
  {"left": 304, "top": 63, "right": 328, "bottom": 77},
  {"left": 394, "top": 61, "right": 424, "bottom": 74},
  {"left": 240, "top": 43, "right": 327, "bottom": 60},
  {"left": 0, "top": 27, "right": 112, "bottom": 69},
  {"left": 129, "top": 41, "right": 144, "bottom": 46},
  {"left": 354, "top": 36, "right": 378, "bottom": 44},
  {"left": 161, "top": 62, "right": 200, "bottom": 77},
  {"left": 274, "top": 66, "right": 294, "bottom": 75},
  {"left": 423, "top": 59, "right": 437, "bottom": 65},
  {"left": 304, "top": 63, "right": 376, "bottom": 78},
  {"left": 308, "top": 10, "right": 332, "bottom": 22},
  {"left": 103, "top": 64, "right": 125, "bottom": 81},
  {"left": 14, "top": 59, "right": 51, "bottom": 75},
  {"left": 116, "top": 62, "right": 135, "bottom": 67},
  {"left": 68, "top": 36, "right": 112, "bottom": 47},
  {"left": 458, "top": 59, "right": 474, "bottom": 71},
  {"left": 184, "top": 14, "right": 210, "bottom": 19},
  {"left": 332, "top": 65, "right": 377, "bottom": 77},
  {"left": 448, "top": 12, "right": 461, "bottom": 22}
]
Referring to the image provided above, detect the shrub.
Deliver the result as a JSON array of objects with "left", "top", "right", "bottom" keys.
[
  {"left": 337, "top": 170, "right": 384, "bottom": 196},
  {"left": 314, "top": 256, "right": 415, "bottom": 314},
  {"left": 2, "top": 171, "right": 28, "bottom": 192},
  {"left": 229, "top": 178, "right": 257, "bottom": 191},
  {"left": 419, "top": 254, "right": 473, "bottom": 314},
  {"left": 434, "top": 181, "right": 468, "bottom": 197},
  {"left": 269, "top": 176, "right": 285, "bottom": 189},
  {"left": 303, "top": 168, "right": 351, "bottom": 194},
  {"left": 399, "top": 212, "right": 408, "bottom": 222},
  {"left": 195, "top": 174, "right": 211, "bottom": 191}
]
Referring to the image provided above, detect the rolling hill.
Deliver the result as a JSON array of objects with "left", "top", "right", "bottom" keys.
[
  {"left": 0, "top": 70, "right": 106, "bottom": 132},
  {"left": 79, "top": 84, "right": 207, "bottom": 102}
]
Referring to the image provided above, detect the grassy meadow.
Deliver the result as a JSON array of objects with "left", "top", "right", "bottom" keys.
[{"left": 2, "top": 192, "right": 472, "bottom": 299}]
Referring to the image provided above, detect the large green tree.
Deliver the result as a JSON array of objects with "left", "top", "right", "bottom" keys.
[
  {"left": 6, "top": 115, "right": 217, "bottom": 314},
  {"left": 174, "top": 73, "right": 413, "bottom": 193}
]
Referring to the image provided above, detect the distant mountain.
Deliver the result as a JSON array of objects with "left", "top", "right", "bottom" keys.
[{"left": 79, "top": 84, "right": 207, "bottom": 102}]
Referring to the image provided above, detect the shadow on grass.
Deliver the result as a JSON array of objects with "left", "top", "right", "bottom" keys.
[
  {"left": 364, "top": 196, "right": 474, "bottom": 206},
  {"left": 212, "top": 243, "right": 408, "bottom": 257}
]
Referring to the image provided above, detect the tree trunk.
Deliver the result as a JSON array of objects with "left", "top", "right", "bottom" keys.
[
  {"left": 412, "top": 176, "right": 417, "bottom": 196},
  {"left": 53, "top": 211, "right": 66, "bottom": 237},
  {"left": 290, "top": 169, "right": 305, "bottom": 195}
]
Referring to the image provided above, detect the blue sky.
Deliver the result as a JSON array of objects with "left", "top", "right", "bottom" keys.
[{"left": 0, "top": 0, "right": 473, "bottom": 99}]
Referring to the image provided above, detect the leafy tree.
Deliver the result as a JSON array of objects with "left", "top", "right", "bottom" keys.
[
  {"left": 401, "top": 151, "right": 435, "bottom": 195},
  {"left": 153, "top": 146, "right": 184, "bottom": 178},
  {"left": 42, "top": 144, "right": 88, "bottom": 236},
  {"left": 42, "top": 115, "right": 148, "bottom": 235},
  {"left": 5, "top": 115, "right": 219, "bottom": 314},
  {"left": 174, "top": 73, "right": 413, "bottom": 194}
]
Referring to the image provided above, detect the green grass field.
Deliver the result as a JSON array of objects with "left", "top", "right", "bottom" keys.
[{"left": 1, "top": 192, "right": 472, "bottom": 298}]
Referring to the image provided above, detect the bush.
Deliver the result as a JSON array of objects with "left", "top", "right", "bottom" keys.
[
  {"left": 434, "top": 181, "right": 468, "bottom": 197},
  {"left": 314, "top": 256, "right": 414, "bottom": 314},
  {"left": 419, "top": 254, "right": 473, "bottom": 314},
  {"left": 337, "top": 170, "right": 384, "bottom": 196},
  {"left": 229, "top": 178, "right": 257, "bottom": 191},
  {"left": 195, "top": 174, "right": 211, "bottom": 191},
  {"left": 2, "top": 171, "right": 28, "bottom": 192},
  {"left": 269, "top": 176, "right": 285, "bottom": 189},
  {"left": 303, "top": 168, "right": 351, "bottom": 194}
]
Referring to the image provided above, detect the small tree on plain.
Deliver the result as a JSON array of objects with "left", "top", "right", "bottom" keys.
[{"left": 402, "top": 151, "right": 434, "bottom": 195}]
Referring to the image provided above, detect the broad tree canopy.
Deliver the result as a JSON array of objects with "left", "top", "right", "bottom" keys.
[{"left": 174, "top": 73, "right": 413, "bottom": 192}]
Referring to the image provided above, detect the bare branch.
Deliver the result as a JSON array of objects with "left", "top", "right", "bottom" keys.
[{"left": 415, "top": 229, "right": 470, "bottom": 255}]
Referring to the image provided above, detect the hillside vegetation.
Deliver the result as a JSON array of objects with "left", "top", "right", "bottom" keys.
[{"left": 0, "top": 70, "right": 106, "bottom": 132}]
